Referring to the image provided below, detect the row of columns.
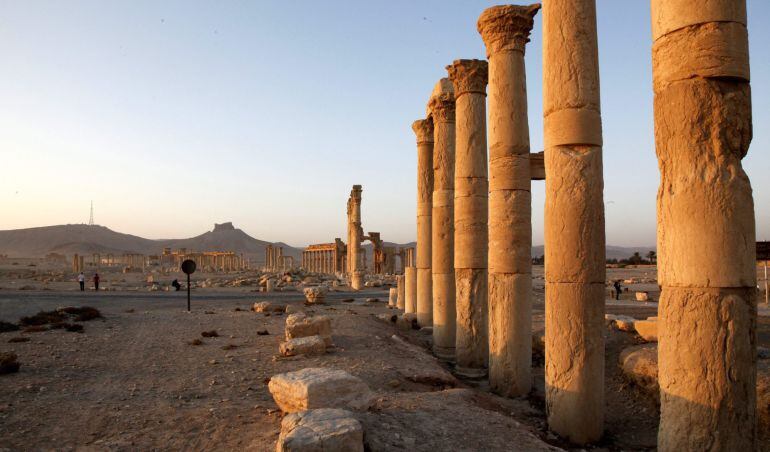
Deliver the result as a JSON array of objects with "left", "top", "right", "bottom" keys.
[
  {"left": 265, "top": 245, "right": 284, "bottom": 271},
  {"left": 408, "top": 0, "right": 757, "bottom": 449},
  {"left": 301, "top": 249, "right": 342, "bottom": 274}
]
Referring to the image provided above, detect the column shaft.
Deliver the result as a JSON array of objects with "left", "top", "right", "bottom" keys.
[
  {"left": 405, "top": 267, "right": 417, "bottom": 314},
  {"left": 651, "top": 1, "right": 756, "bottom": 449},
  {"left": 412, "top": 119, "right": 435, "bottom": 327},
  {"left": 429, "top": 78, "right": 457, "bottom": 360},
  {"left": 448, "top": 59, "right": 489, "bottom": 378},
  {"left": 479, "top": 3, "right": 539, "bottom": 397},
  {"left": 543, "top": 0, "right": 605, "bottom": 443}
]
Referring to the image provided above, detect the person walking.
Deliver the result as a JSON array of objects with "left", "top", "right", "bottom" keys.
[
  {"left": 613, "top": 280, "right": 622, "bottom": 300},
  {"left": 93, "top": 272, "right": 100, "bottom": 291},
  {"left": 77, "top": 272, "right": 85, "bottom": 291}
]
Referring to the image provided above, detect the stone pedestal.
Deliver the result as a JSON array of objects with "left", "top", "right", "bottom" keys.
[
  {"left": 543, "top": 0, "right": 605, "bottom": 443},
  {"left": 447, "top": 59, "right": 489, "bottom": 379},
  {"left": 428, "top": 78, "right": 457, "bottom": 361},
  {"left": 412, "top": 118, "right": 435, "bottom": 327},
  {"left": 651, "top": 1, "right": 756, "bottom": 450},
  {"left": 478, "top": 3, "right": 539, "bottom": 398},
  {"left": 396, "top": 275, "right": 405, "bottom": 310}
]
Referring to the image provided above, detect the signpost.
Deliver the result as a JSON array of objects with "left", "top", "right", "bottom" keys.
[
  {"left": 758, "top": 242, "right": 770, "bottom": 306},
  {"left": 181, "top": 259, "right": 196, "bottom": 312}
]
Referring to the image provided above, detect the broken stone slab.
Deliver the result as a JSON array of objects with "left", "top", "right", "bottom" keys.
[
  {"left": 635, "top": 291, "right": 650, "bottom": 302},
  {"left": 619, "top": 343, "right": 659, "bottom": 395},
  {"left": 285, "top": 313, "right": 332, "bottom": 346},
  {"left": 303, "top": 287, "right": 327, "bottom": 305},
  {"left": 269, "top": 368, "right": 374, "bottom": 413},
  {"left": 634, "top": 318, "right": 658, "bottom": 342},
  {"left": 605, "top": 314, "right": 637, "bottom": 332},
  {"left": 253, "top": 301, "right": 286, "bottom": 313},
  {"left": 276, "top": 408, "right": 364, "bottom": 452},
  {"left": 280, "top": 336, "right": 327, "bottom": 357},
  {"left": 396, "top": 313, "right": 419, "bottom": 331}
]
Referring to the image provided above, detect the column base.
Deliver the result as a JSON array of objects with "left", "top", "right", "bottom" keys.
[
  {"left": 351, "top": 272, "right": 364, "bottom": 291},
  {"left": 454, "top": 365, "right": 488, "bottom": 379},
  {"left": 433, "top": 345, "right": 455, "bottom": 362}
]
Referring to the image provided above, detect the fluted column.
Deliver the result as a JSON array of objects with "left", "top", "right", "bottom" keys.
[
  {"left": 347, "top": 185, "right": 364, "bottom": 289},
  {"left": 479, "top": 3, "right": 539, "bottom": 397},
  {"left": 447, "top": 59, "right": 489, "bottom": 379},
  {"left": 543, "top": 0, "right": 605, "bottom": 443},
  {"left": 651, "top": 1, "right": 756, "bottom": 450},
  {"left": 412, "top": 118, "right": 434, "bottom": 327},
  {"left": 428, "top": 78, "right": 457, "bottom": 360}
]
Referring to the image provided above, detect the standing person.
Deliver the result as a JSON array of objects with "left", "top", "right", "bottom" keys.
[
  {"left": 613, "top": 280, "right": 622, "bottom": 300},
  {"left": 93, "top": 272, "right": 100, "bottom": 291},
  {"left": 77, "top": 272, "right": 85, "bottom": 291}
]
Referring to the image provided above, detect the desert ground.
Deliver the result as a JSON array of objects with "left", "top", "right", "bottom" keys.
[{"left": 1, "top": 265, "right": 769, "bottom": 451}]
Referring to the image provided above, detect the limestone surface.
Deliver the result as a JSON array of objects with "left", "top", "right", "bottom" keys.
[
  {"left": 280, "top": 336, "right": 327, "bottom": 357},
  {"left": 285, "top": 313, "right": 332, "bottom": 346},
  {"left": 268, "top": 368, "right": 373, "bottom": 413},
  {"left": 303, "top": 287, "right": 327, "bottom": 305},
  {"left": 633, "top": 318, "right": 658, "bottom": 342},
  {"left": 276, "top": 408, "right": 364, "bottom": 452}
]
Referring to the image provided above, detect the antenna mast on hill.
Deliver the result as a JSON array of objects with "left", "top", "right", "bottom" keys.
[{"left": 88, "top": 201, "right": 94, "bottom": 226}]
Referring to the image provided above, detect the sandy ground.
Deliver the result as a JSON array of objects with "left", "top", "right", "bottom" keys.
[{"left": 1, "top": 266, "right": 769, "bottom": 451}]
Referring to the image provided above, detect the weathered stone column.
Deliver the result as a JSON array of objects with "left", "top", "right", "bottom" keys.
[
  {"left": 347, "top": 185, "right": 364, "bottom": 289},
  {"left": 428, "top": 78, "right": 457, "bottom": 360},
  {"left": 412, "top": 118, "right": 434, "bottom": 327},
  {"left": 479, "top": 3, "right": 539, "bottom": 397},
  {"left": 447, "top": 59, "right": 488, "bottom": 378},
  {"left": 543, "top": 0, "right": 605, "bottom": 443},
  {"left": 405, "top": 266, "right": 417, "bottom": 313},
  {"left": 397, "top": 275, "right": 405, "bottom": 310},
  {"left": 651, "top": 1, "right": 756, "bottom": 450}
]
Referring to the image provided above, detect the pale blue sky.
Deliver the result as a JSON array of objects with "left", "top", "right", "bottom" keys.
[{"left": 0, "top": 1, "right": 768, "bottom": 247}]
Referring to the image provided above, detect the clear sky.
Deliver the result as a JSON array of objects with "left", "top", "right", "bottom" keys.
[{"left": 1, "top": 1, "right": 768, "bottom": 248}]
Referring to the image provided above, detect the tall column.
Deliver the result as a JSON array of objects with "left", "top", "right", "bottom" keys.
[
  {"left": 479, "top": 4, "right": 539, "bottom": 397},
  {"left": 651, "top": 1, "right": 756, "bottom": 450},
  {"left": 447, "top": 59, "right": 488, "bottom": 379},
  {"left": 543, "top": 0, "right": 605, "bottom": 443},
  {"left": 428, "top": 78, "right": 457, "bottom": 360},
  {"left": 397, "top": 275, "right": 406, "bottom": 310},
  {"left": 405, "top": 267, "right": 417, "bottom": 314},
  {"left": 412, "top": 118, "right": 434, "bottom": 327},
  {"left": 347, "top": 185, "right": 364, "bottom": 289}
]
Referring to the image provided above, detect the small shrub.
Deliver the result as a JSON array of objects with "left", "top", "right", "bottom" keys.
[
  {"left": 221, "top": 344, "right": 238, "bottom": 350},
  {"left": 59, "top": 306, "right": 102, "bottom": 322},
  {"left": 257, "top": 330, "right": 269, "bottom": 336},
  {"left": 188, "top": 338, "right": 204, "bottom": 346},
  {"left": 19, "top": 310, "right": 65, "bottom": 326},
  {"left": 201, "top": 330, "right": 219, "bottom": 338}
]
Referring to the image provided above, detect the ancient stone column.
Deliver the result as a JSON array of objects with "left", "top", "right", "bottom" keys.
[
  {"left": 447, "top": 59, "right": 489, "bottom": 378},
  {"left": 412, "top": 118, "right": 434, "bottom": 327},
  {"left": 397, "top": 275, "right": 406, "bottom": 310},
  {"left": 542, "top": 0, "right": 605, "bottom": 443},
  {"left": 388, "top": 288, "right": 398, "bottom": 308},
  {"left": 347, "top": 185, "right": 364, "bottom": 289},
  {"left": 405, "top": 266, "right": 417, "bottom": 314},
  {"left": 428, "top": 78, "right": 457, "bottom": 360},
  {"left": 479, "top": 3, "right": 539, "bottom": 397},
  {"left": 651, "top": 1, "right": 756, "bottom": 449}
]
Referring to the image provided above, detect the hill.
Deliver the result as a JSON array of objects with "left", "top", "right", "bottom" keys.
[{"left": 0, "top": 222, "right": 302, "bottom": 262}]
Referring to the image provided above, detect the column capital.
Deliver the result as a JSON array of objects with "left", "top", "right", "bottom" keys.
[
  {"left": 427, "top": 78, "right": 456, "bottom": 123},
  {"left": 477, "top": 4, "right": 540, "bottom": 57},
  {"left": 412, "top": 118, "right": 435, "bottom": 144},
  {"left": 446, "top": 59, "right": 488, "bottom": 97}
]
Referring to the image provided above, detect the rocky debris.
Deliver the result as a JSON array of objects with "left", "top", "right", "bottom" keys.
[
  {"left": 276, "top": 408, "right": 364, "bottom": 452},
  {"left": 201, "top": 330, "right": 219, "bottom": 338},
  {"left": 285, "top": 305, "right": 304, "bottom": 314},
  {"left": 376, "top": 313, "right": 397, "bottom": 323},
  {"left": 365, "top": 298, "right": 379, "bottom": 303},
  {"left": 619, "top": 344, "right": 659, "bottom": 395},
  {"left": 253, "top": 301, "right": 286, "bottom": 313},
  {"left": 268, "top": 368, "right": 373, "bottom": 413},
  {"left": 285, "top": 313, "right": 332, "bottom": 346},
  {"left": 605, "top": 314, "right": 637, "bottom": 332},
  {"left": 634, "top": 318, "right": 658, "bottom": 342},
  {"left": 303, "top": 287, "right": 327, "bottom": 305},
  {"left": 364, "top": 280, "right": 382, "bottom": 288},
  {"left": 0, "top": 351, "right": 20, "bottom": 374},
  {"left": 635, "top": 291, "right": 650, "bottom": 302},
  {"left": 280, "top": 336, "right": 327, "bottom": 357}
]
